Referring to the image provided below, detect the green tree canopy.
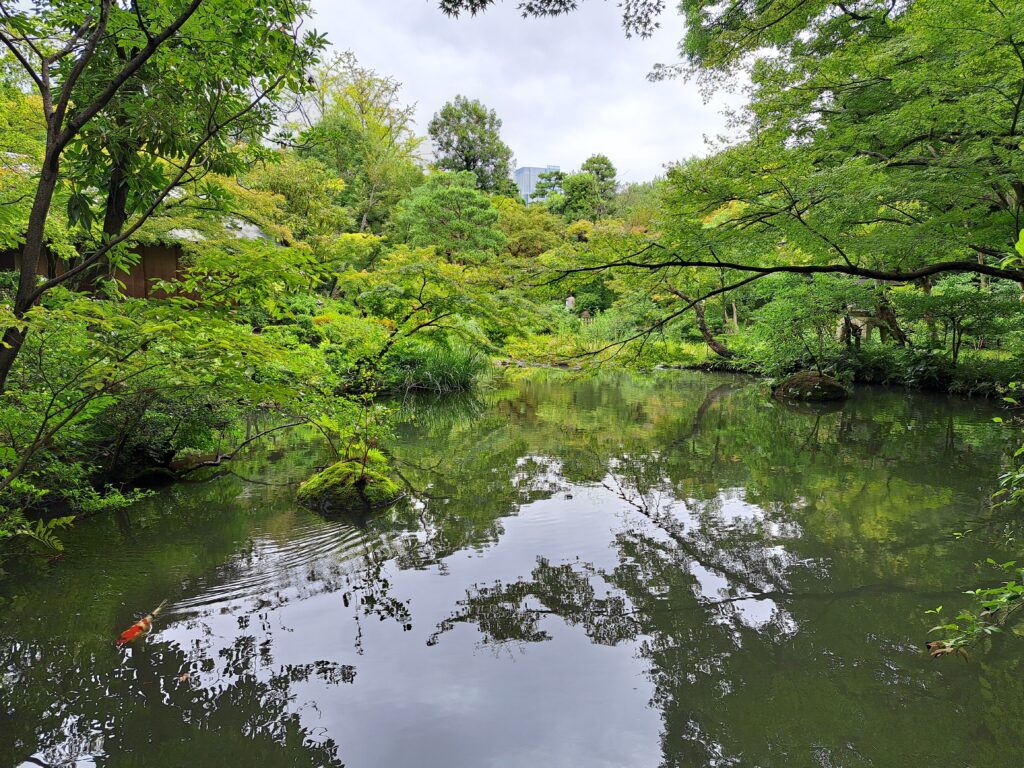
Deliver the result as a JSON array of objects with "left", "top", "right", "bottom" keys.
[
  {"left": 428, "top": 95, "right": 515, "bottom": 194},
  {"left": 300, "top": 52, "right": 424, "bottom": 233},
  {"left": 657, "top": 0, "right": 1024, "bottom": 283},
  {"left": 580, "top": 153, "right": 617, "bottom": 203},
  {"left": 543, "top": 0, "right": 1024, "bottom": 350},
  {"left": 561, "top": 173, "right": 603, "bottom": 222},
  {"left": 540, "top": 171, "right": 602, "bottom": 222},
  {"left": 437, "top": 0, "right": 664, "bottom": 37},
  {"left": 493, "top": 196, "right": 564, "bottom": 261},
  {"left": 0, "top": 0, "right": 326, "bottom": 390},
  {"left": 393, "top": 171, "right": 506, "bottom": 264}
]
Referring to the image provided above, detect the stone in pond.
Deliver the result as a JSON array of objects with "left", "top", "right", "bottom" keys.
[
  {"left": 773, "top": 371, "right": 849, "bottom": 402},
  {"left": 297, "top": 450, "right": 403, "bottom": 513}
]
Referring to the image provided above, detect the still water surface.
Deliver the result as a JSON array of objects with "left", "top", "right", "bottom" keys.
[{"left": 2, "top": 371, "right": 1022, "bottom": 767}]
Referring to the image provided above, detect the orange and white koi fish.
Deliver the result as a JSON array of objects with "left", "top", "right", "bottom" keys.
[{"left": 116, "top": 600, "right": 168, "bottom": 647}]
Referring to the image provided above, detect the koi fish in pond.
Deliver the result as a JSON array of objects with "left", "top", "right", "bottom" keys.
[
  {"left": 116, "top": 600, "right": 168, "bottom": 647},
  {"left": 926, "top": 640, "right": 969, "bottom": 661}
]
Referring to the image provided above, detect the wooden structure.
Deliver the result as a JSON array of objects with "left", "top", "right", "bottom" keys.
[
  {"left": 0, "top": 244, "right": 184, "bottom": 299},
  {"left": 111, "top": 245, "right": 181, "bottom": 299}
]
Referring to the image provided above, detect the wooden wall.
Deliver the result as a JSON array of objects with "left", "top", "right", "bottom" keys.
[{"left": 0, "top": 245, "right": 182, "bottom": 299}]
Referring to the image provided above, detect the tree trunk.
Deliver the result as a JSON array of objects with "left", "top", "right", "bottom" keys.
[
  {"left": 693, "top": 298, "right": 735, "bottom": 359},
  {"left": 667, "top": 285, "right": 735, "bottom": 360},
  {"left": 838, "top": 315, "right": 861, "bottom": 347},
  {"left": 0, "top": 150, "right": 61, "bottom": 393},
  {"left": 0, "top": 327, "right": 27, "bottom": 393},
  {"left": 920, "top": 278, "right": 939, "bottom": 346},
  {"left": 875, "top": 297, "right": 908, "bottom": 346},
  {"left": 103, "top": 159, "right": 130, "bottom": 238},
  {"left": 69, "top": 155, "right": 133, "bottom": 289}
]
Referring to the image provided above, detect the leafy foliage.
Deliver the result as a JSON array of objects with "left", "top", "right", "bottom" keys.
[
  {"left": 580, "top": 153, "right": 617, "bottom": 205},
  {"left": 14, "top": 515, "right": 75, "bottom": 555},
  {"left": 428, "top": 96, "right": 516, "bottom": 193},
  {"left": 299, "top": 52, "right": 424, "bottom": 233},
  {"left": 392, "top": 171, "right": 505, "bottom": 264},
  {"left": 1, "top": 0, "right": 1023, "bottom": 672}
]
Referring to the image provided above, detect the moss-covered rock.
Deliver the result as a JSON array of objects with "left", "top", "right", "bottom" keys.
[
  {"left": 773, "top": 371, "right": 849, "bottom": 402},
  {"left": 296, "top": 450, "right": 402, "bottom": 513}
]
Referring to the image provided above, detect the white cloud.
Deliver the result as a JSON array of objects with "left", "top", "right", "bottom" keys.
[{"left": 309, "top": 0, "right": 742, "bottom": 182}]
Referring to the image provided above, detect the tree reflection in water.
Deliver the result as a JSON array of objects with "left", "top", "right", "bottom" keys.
[
  {"left": 5, "top": 634, "right": 352, "bottom": 767},
  {"left": 410, "top": 373, "right": 1020, "bottom": 767},
  {"left": 3, "top": 371, "right": 1021, "bottom": 767}
]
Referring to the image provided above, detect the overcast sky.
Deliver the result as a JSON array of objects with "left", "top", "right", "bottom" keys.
[{"left": 309, "top": 1, "right": 742, "bottom": 183}]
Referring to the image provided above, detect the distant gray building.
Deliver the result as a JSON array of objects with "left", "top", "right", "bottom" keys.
[{"left": 514, "top": 165, "right": 559, "bottom": 205}]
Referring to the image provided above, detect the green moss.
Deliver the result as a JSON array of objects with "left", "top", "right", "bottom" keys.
[{"left": 296, "top": 452, "right": 402, "bottom": 513}]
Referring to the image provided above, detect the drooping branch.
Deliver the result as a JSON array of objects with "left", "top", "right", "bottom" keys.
[
  {"left": 174, "top": 420, "right": 309, "bottom": 475},
  {"left": 572, "top": 270, "right": 772, "bottom": 361},
  {"left": 551, "top": 231, "right": 1024, "bottom": 361}
]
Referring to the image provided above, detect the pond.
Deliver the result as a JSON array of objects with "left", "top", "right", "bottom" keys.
[{"left": 2, "top": 371, "right": 1022, "bottom": 767}]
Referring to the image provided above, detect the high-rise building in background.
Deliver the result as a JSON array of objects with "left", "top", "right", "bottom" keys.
[{"left": 514, "top": 165, "right": 559, "bottom": 205}]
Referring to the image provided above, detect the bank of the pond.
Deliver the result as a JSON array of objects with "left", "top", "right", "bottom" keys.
[{"left": 646, "top": 345, "right": 1019, "bottom": 398}]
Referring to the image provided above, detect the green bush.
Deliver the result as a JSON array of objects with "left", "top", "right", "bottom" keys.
[{"left": 828, "top": 346, "right": 953, "bottom": 389}]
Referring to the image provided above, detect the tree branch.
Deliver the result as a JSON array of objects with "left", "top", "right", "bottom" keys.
[
  {"left": 52, "top": 1, "right": 112, "bottom": 130},
  {"left": 572, "top": 271, "right": 771, "bottom": 361},
  {"left": 55, "top": 0, "right": 206, "bottom": 150},
  {"left": 550, "top": 246, "right": 1024, "bottom": 285},
  {"left": 32, "top": 61, "right": 295, "bottom": 300},
  {"left": 0, "top": 27, "right": 45, "bottom": 94},
  {"left": 175, "top": 420, "right": 309, "bottom": 475}
]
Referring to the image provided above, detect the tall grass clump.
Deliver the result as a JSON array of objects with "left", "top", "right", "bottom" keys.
[{"left": 385, "top": 342, "right": 490, "bottom": 393}]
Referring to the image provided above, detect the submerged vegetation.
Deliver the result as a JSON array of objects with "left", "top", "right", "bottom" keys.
[{"left": 0, "top": 0, "right": 1021, "bottom": 659}]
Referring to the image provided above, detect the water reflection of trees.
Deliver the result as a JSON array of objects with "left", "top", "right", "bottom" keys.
[
  {"left": 388, "top": 373, "right": 1008, "bottom": 592},
  {"left": 382, "top": 389, "right": 566, "bottom": 568},
  {"left": 2, "top": 631, "right": 351, "bottom": 767},
  {"left": 0, "top": 438, "right": 379, "bottom": 767},
  {"left": 408, "top": 374, "right": 1018, "bottom": 766},
  {"left": 376, "top": 374, "right": 1016, "bottom": 637},
  {"left": 4, "top": 372, "right": 1018, "bottom": 766}
]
